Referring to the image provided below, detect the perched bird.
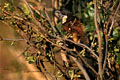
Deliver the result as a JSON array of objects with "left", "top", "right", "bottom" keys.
[
  {"left": 54, "top": 8, "right": 89, "bottom": 67},
  {"left": 55, "top": 8, "right": 89, "bottom": 44}
]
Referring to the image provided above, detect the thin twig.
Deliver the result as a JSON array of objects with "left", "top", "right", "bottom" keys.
[
  {"left": 65, "top": 39, "right": 98, "bottom": 59},
  {"left": 102, "top": 33, "right": 108, "bottom": 75},
  {"left": 0, "top": 38, "right": 26, "bottom": 41},
  {"left": 78, "top": 54, "right": 98, "bottom": 76},
  {"left": 63, "top": 0, "right": 71, "bottom": 7},
  {"left": 20, "top": 0, "right": 34, "bottom": 18},
  {"left": 40, "top": 60, "right": 56, "bottom": 80},
  {"left": 48, "top": 34, "right": 98, "bottom": 59},
  {"left": 38, "top": 57, "right": 48, "bottom": 80},
  {"left": 29, "top": 4, "right": 45, "bottom": 19},
  {"left": 44, "top": 8, "right": 58, "bottom": 33},
  {"left": 108, "top": 2, "right": 120, "bottom": 36},
  {"left": 102, "top": 2, "right": 120, "bottom": 75}
]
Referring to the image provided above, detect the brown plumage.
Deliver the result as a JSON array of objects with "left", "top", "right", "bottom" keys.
[{"left": 63, "top": 18, "right": 89, "bottom": 44}]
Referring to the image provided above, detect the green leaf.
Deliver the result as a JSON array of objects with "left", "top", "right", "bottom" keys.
[
  {"left": 34, "top": 12, "right": 41, "bottom": 19},
  {"left": 0, "top": 16, "right": 5, "bottom": 20},
  {"left": 27, "top": 56, "right": 35, "bottom": 64},
  {"left": 116, "top": 53, "right": 120, "bottom": 64},
  {"left": 90, "top": 36, "right": 93, "bottom": 40},
  {"left": 56, "top": 22, "right": 63, "bottom": 35},
  {"left": 114, "top": 48, "right": 119, "bottom": 52},
  {"left": 56, "top": 71, "right": 63, "bottom": 77},
  {"left": 53, "top": 47, "right": 60, "bottom": 53}
]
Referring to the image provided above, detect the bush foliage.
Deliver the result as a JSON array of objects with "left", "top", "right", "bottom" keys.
[{"left": 0, "top": 0, "right": 120, "bottom": 80}]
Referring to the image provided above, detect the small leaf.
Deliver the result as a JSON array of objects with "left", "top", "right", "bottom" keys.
[
  {"left": 109, "top": 38, "right": 114, "bottom": 42},
  {"left": 27, "top": 56, "right": 35, "bottom": 64},
  {"left": 4, "top": 3, "right": 9, "bottom": 8},
  {"left": 56, "top": 22, "right": 63, "bottom": 35},
  {"left": 56, "top": 71, "right": 63, "bottom": 77},
  {"left": 0, "top": 16, "right": 5, "bottom": 20},
  {"left": 11, "top": 41, "right": 15, "bottom": 46},
  {"left": 37, "top": 50, "right": 41, "bottom": 54},
  {"left": 53, "top": 47, "right": 60, "bottom": 53},
  {"left": 114, "top": 48, "right": 119, "bottom": 52},
  {"left": 90, "top": 36, "right": 93, "bottom": 40}
]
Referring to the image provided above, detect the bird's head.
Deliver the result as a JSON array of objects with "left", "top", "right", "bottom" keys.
[{"left": 55, "top": 10, "right": 68, "bottom": 24}]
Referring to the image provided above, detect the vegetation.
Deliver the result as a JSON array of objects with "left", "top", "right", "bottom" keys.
[{"left": 0, "top": 0, "right": 120, "bottom": 80}]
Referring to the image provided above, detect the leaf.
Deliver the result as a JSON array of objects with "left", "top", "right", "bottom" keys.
[
  {"left": 113, "top": 27, "right": 120, "bottom": 39},
  {"left": 56, "top": 71, "right": 63, "bottom": 77},
  {"left": 116, "top": 53, "right": 120, "bottom": 64},
  {"left": 53, "top": 47, "right": 60, "bottom": 53},
  {"left": 37, "top": 50, "right": 41, "bottom": 54},
  {"left": 109, "top": 38, "right": 114, "bottom": 42},
  {"left": 56, "top": 22, "right": 63, "bottom": 35},
  {"left": 4, "top": 3, "right": 9, "bottom": 8},
  {"left": 11, "top": 41, "right": 15, "bottom": 46},
  {"left": 68, "top": 70, "right": 74, "bottom": 79},
  {"left": 34, "top": 12, "right": 41, "bottom": 19},
  {"left": 27, "top": 56, "right": 35, "bottom": 64},
  {"left": 114, "top": 48, "right": 119, "bottom": 52},
  {"left": 0, "top": 16, "right": 5, "bottom": 20},
  {"left": 90, "top": 36, "right": 93, "bottom": 40}
]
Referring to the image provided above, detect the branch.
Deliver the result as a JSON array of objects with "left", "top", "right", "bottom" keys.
[
  {"left": 40, "top": 59, "right": 56, "bottom": 80},
  {"left": 20, "top": 0, "right": 34, "bottom": 18},
  {"left": 102, "top": 2, "right": 120, "bottom": 75},
  {"left": 0, "top": 37, "right": 26, "bottom": 42},
  {"left": 108, "top": 2, "right": 120, "bottom": 36},
  {"left": 94, "top": 0, "right": 103, "bottom": 79},
  {"left": 102, "top": 31, "right": 108, "bottom": 75},
  {"left": 48, "top": 34, "right": 98, "bottom": 59},
  {"left": 44, "top": 8, "right": 58, "bottom": 33},
  {"left": 70, "top": 55, "right": 91, "bottom": 80},
  {"left": 78, "top": 53, "right": 98, "bottom": 76},
  {"left": 65, "top": 39, "right": 98, "bottom": 59}
]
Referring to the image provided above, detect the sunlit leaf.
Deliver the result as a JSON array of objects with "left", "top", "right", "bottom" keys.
[
  {"left": 11, "top": 41, "right": 15, "bottom": 46},
  {"left": 27, "top": 56, "right": 35, "bottom": 64}
]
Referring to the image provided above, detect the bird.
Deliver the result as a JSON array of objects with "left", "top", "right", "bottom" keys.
[
  {"left": 55, "top": 8, "right": 89, "bottom": 44},
  {"left": 54, "top": 8, "right": 89, "bottom": 68}
]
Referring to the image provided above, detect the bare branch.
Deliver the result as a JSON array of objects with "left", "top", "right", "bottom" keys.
[
  {"left": 70, "top": 55, "right": 91, "bottom": 80},
  {"left": 94, "top": 0, "right": 103, "bottom": 79},
  {"left": 102, "top": 2, "right": 120, "bottom": 76},
  {"left": 20, "top": 0, "right": 34, "bottom": 18},
  {"left": 48, "top": 34, "right": 98, "bottom": 59},
  {"left": 0, "top": 38, "right": 26, "bottom": 41},
  {"left": 108, "top": 2, "right": 120, "bottom": 36},
  {"left": 44, "top": 8, "right": 58, "bottom": 33},
  {"left": 102, "top": 33, "right": 108, "bottom": 75},
  {"left": 65, "top": 38, "right": 98, "bottom": 59},
  {"left": 78, "top": 54, "right": 98, "bottom": 76}
]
